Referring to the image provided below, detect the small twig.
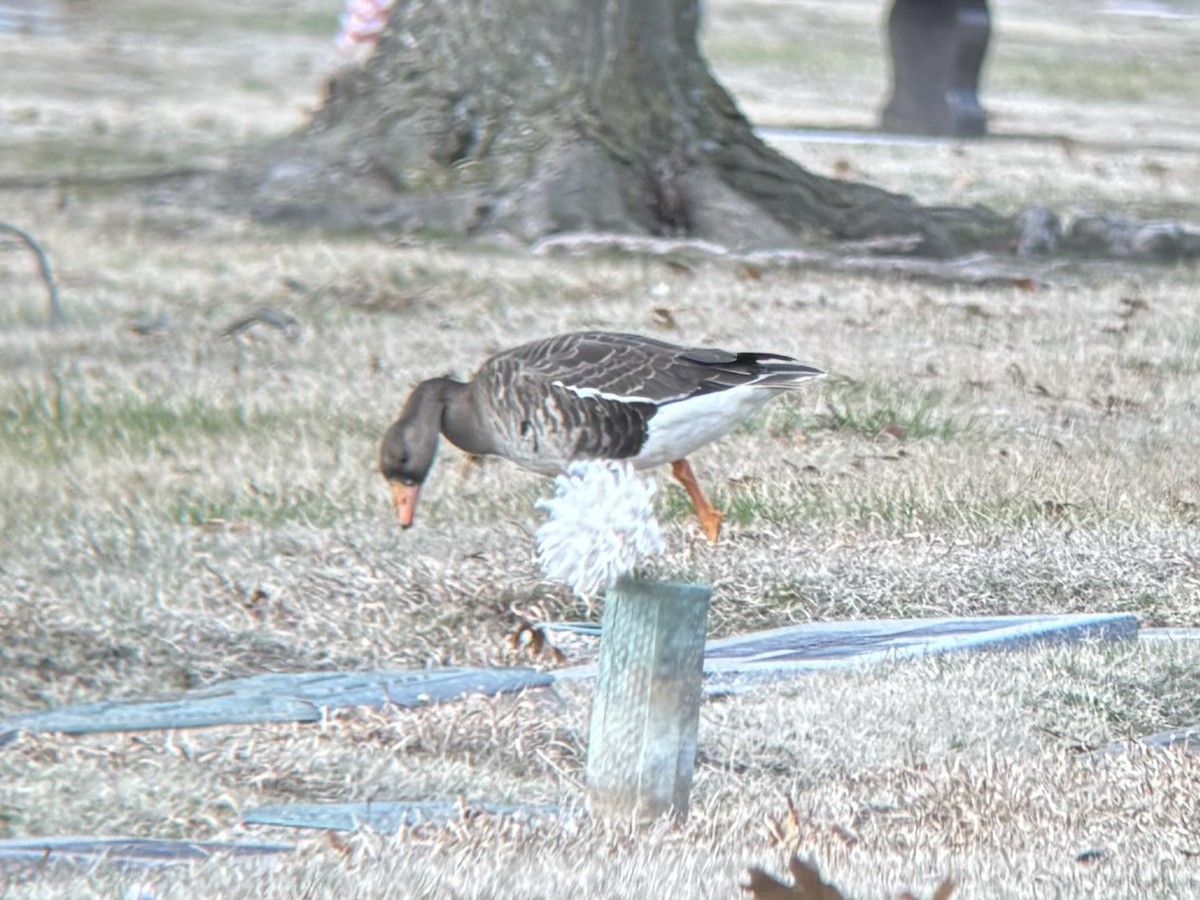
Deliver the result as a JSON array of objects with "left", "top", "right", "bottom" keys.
[
  {"left": 0, "top": 222, "right": 63, "bottom": 325},
  {"left": 218, "top": 308, "right": 303, "bottom": 341},
  {"left": 0, "top": 165, "right": 219, "bottom": 191}
]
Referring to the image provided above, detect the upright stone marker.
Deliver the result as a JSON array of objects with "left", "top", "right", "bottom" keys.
[
  {"left": 586, "top": 578, "right": 712, "bottom": 824},
  {"left": 880, "top": 0, "right": 991, "bottom": 137}
]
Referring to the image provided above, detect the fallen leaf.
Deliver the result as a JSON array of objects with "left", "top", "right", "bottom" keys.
[
  {"left": 745, "top": 867, "right": 803, "bottom": 900},
  {"left": 280, "top": 275, "right": 309, "bottom": 294},
  {"left": 744, "top": 856, "right": 846, "bottom": 900},
  {"left": 789, "top": 857, "right": 846, "bottom": 900},
  {"left": 246, "top": 587, "right": 269, "bottom": 608},
  {"left": 507, "top": 619, "right": 568, "bottom": 665},
  {"left": 1075, "top": 847, "right": 1107, "bottom": 864},
  {"left": 508, "top": 619, "right": 544, "bottom": 654},
  {"left": 327, "top": 831, "right": 352, "bottom": 859},
  {"left": 763, "top": 795, "right": 803, "bottom": 847},
  {"left": 1041, "top": 500, "right": 1073, "bottom": 518},
  {"left": 651, "top": 307, "right": 678, "bottom": 330},
  {"left": 1118, "top": 296, "right": 1150, "bottom": 317},
  {"left": 828, "top": 824, "right": 860, "bottom": 847},
  {"left": 1091, "top": 394, "right": 1140, "bottom": 415},
  {"left": 898, "top": 878, "right": 957, "bottom": 900}
]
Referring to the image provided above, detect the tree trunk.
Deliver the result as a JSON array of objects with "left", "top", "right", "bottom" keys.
[{"left": 228, "top": 0, "right": 1014, "bottom": 257}]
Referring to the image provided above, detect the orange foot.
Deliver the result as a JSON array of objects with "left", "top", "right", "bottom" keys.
[
  {"left": 697, "top": 506, "right": 724, "bottom": 544},
  {"left": 671, "top": 458, "right": 724, "bottom": 544}
]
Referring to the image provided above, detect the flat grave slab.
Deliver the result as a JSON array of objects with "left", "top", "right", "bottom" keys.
[
  {"left": 0, "top": 836, "right": 293, "bottom": 867},
  {"left": 242, "top": 801, "right": 563, "bottom": 833},
  {"left": 702, "top": 612, "right": 1138, "bottom": 678},
  {"left": 550, "top": 612, "right": 1139, "bottom": 681},
  {"left": 0, "top": 614, "right": 1137, "bottom": 741},
  {"left": 0, "top": 667, "right": 552, "bottom": 744}
]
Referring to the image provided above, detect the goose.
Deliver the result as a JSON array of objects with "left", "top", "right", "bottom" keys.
[{"left": 379, "top": 331, "right": 823, "bottom": 541}]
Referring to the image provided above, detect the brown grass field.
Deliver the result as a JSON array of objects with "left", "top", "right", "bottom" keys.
[{"left": 2, "top": 0, "right": 1200, "bottom": 896}]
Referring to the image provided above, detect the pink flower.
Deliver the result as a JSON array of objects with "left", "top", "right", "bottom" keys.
[{"left": 335, "top": 0, "right": 395, "bottom": 50}]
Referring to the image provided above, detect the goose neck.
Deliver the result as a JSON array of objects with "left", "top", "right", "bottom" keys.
[{"left": 440, "top": 380, "right": 492, "bottom": 456}]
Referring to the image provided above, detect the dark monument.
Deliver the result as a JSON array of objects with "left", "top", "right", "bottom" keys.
[{"left": 881, "top": 0, "right": 991, "bottom": 137}]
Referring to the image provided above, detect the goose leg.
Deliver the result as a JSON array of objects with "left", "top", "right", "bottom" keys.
[
  {"left": 670, "top": 458, "right": 723, "bottom": 543},
  {"left": 456, "top": 452, "right": 483, "bottom": 481}
]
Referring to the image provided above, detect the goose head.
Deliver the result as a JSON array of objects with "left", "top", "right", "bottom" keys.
[{"left": 379, "top": 379, "right": 449, "bottom": 528}]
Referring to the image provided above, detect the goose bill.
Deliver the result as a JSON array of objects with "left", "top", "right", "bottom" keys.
[{"left": 391, "top": 482, "right": 421, "bottom": 528}]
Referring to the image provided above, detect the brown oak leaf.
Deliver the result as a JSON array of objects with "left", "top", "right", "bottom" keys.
[{"left": 744, "top": 856, "right": 846, "bottom": 900}]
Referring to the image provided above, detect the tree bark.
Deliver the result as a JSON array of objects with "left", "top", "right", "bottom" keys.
[{"left": 227, "top": 0, "right": 1014, "bottom": 257}]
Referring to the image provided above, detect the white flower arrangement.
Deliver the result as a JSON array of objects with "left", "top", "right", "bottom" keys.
[{"left": 535, "top": 460, "right": 664, "bottom": 599}]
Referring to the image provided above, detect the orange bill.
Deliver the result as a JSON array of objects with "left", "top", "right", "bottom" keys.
[{"left": 390, "top": 482, "right": 421, "bottom": 528}]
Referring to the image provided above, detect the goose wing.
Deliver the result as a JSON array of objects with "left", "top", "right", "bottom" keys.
[
  {"left": 491, "top": 331, "right": 822, "bottom": 407},
  {"left": 472, "top": 332, "right": 822, "bottom": 468}
]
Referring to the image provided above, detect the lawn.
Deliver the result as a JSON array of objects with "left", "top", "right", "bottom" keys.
[{"left": 1, "top": 0, "right": 1198, "bottom": 897}]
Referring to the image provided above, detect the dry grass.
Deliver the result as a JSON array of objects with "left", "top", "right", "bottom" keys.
[{"left": 1, "top": 0, "right": 1199, "bottom": 897}]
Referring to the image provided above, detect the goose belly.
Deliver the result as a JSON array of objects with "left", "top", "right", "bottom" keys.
[{"left": 634, "top": 386, "right": 773, "bottom": 469}]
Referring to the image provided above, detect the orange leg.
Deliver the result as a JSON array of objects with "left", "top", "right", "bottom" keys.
[
  {"left": 671, "top": 458, "right": 723, "bottom": 543},
  {"left": 456, "top": 452, "right": 483, "bottom": 481}
]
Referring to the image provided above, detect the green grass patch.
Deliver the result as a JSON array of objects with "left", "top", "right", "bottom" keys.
[
  {"left": 734, "top": 400, "right": 814, "bottom": 441},
  {"left": 0, "top": 379, "right": 256, "bottom": 464},
  {"left": 171, "top": 487, "right": 342, "bottom": 528},
  {"left": 704, "top": 34, "right": 876, "bottom": 79},
  {"left": 994, "top": 49, "right": 1200, "bottom": 106},
  {"left": 1038, "top": 644, "right": 1200, "bottom": 738},
  {"left": 101, "top": 3, "right": 337, "bottom": 39},
  {"left": 661, "top": 478, "right": 1097, "bottom": 532},
  {"left": 1121, "top": 326, "right": 1200, "bottom": 376},
  {"left": 816, "top": 381, "right": 973, "bottom": 440},
  {"left": 0, "top": 134, "right": 180, "bottom": 176}
]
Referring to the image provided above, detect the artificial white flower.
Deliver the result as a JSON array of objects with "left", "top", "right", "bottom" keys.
[{"left": 535, "top": 460, "right": 664, "bottom": 599}]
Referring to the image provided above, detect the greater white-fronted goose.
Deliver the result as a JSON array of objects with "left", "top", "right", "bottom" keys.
[{"left": 379, "top": 331, "right": 823, "bottom": 541}]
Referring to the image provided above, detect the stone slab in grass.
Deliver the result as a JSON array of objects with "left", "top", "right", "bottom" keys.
[
  {"left": 243, "top": 801, "right": 563, "bottom": 833},
  {"left": 0, "top": 667, "right": 552, "bottom": 744},
  {"left": 705, "top": 612, "right": 1138, "bottom": 673},
  {"left": 1090, "top": 724, "right": 1200, "bottom": 758},
  {"left": 551, "top": 612, "right": 1138, "bottom": 681},
  {"left": 1140, "top": 627, "right": 1200, "bottom": 642},
  {"left": 0, "top": 836, "right": 294, "bottom": 867},
  {"left": 0, "top": 616, "right": 1138, "bottom": 742}
]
